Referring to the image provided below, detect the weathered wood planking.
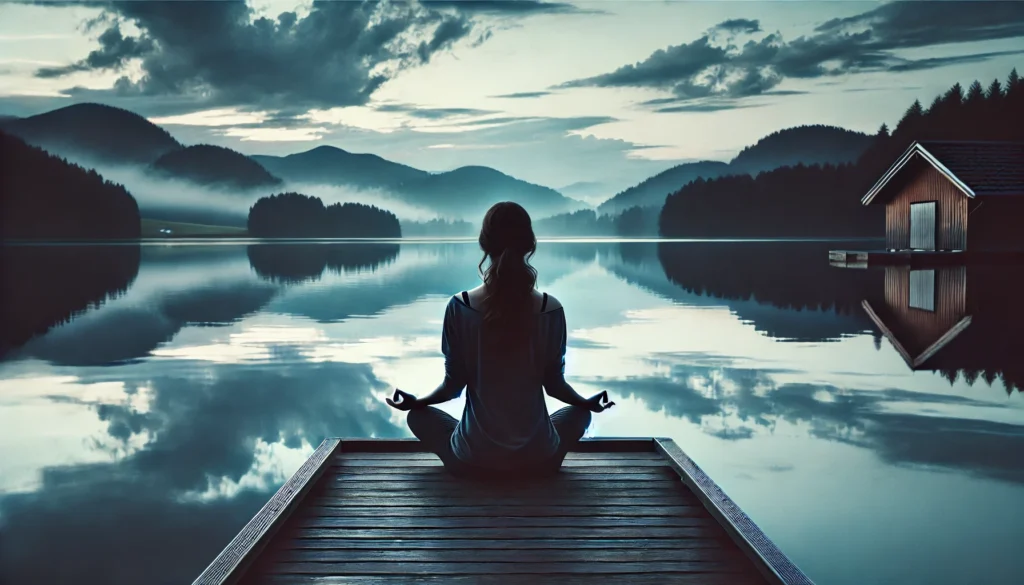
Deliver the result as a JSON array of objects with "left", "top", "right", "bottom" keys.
[
  {"left": 655, "top": 438, "right": 814, "bottom": 585},
  {"left": 193, "top": 438, "right": 812, "bottom": 585},
  {"left": 192, "top": 438, "right": 342, "bottom": 585}
]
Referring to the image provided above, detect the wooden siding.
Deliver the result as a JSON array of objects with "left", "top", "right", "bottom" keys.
[
  {"left": 192, "top": 438, "right": 814, "bottom": 585},
  {"left": 872, "top": 266, "right": 969, "bottom": 366},
  {"left": 885, "top": 163, "right": 969, "bottom": 251}
]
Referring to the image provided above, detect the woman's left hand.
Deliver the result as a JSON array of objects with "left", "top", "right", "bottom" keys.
[{"left": 386, "top": 389, "right": 421, "bottom": 411}]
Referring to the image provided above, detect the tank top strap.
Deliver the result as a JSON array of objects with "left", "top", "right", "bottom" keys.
[
  {"left": 461, "top": 290, "right": 471, "bottom": 308},
  {"left": 541, "top": 292, "right": 548, "bottom": 312}
]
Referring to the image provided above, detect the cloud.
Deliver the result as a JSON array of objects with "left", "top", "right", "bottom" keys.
[
  {"left": 374, "top": 103, "right": 497, "bottom": 119},
  {"left": 560, "top": 3, "right": 1024, "bottom": 110},
  {"left": 492, "top": 90, "right": 553, "bottom": 98},
  {"left": 712, "top": 18, "right": 761, "bottom": 34},
  {"left": 423, "top": 1, "right": 588, "bottom": 15},
  {"left": 32, "top": 1, "right": 482, "bottom": 112}
]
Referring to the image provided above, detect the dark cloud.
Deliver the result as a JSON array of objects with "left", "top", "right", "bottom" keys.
[
  {"left": 561, "top": 3, "right": 1024, "bottom": 110},
  {"left": 492, "top": 90, "right": 554, "bottom": 98},
  {"left": 712, "top": 18, "right": 761, "bottom": 34},
  {"left": 423, "top": 1, "right": 588, "bottom": 15},
  {"left": 33, "top": 1, "right": 483, "bottom": 112},
  {"left": 37, "top": 23, "right": 154, "bottom": 78},
  {"left": 374, "top": 103, "right": 497, "bottom": 119}
]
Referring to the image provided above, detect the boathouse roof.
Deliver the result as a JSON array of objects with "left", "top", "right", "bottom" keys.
[{"left": 862, "top": 141, "right": 1024, "bottom": 205}]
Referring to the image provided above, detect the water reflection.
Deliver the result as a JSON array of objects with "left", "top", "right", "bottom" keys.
[
  {"left": 863, "top": 265, "right": 1024, "bottom": 394},
  {"left": 0, "top": 240, "right": 1021, "bottom": 585},
  {"left": 0, "top": 244, "right": 140, "bottom": 356},
  {"left": 247, "top": 242, "right": 400, "bottom": 284}
]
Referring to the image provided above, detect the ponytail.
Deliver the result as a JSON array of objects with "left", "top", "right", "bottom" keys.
[{"left": 476, "top": 202, "right": 538, "bottom": 344}]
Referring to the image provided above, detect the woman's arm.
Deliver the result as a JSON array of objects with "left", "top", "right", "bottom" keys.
[
  {"left": 543, "top": 308, "right": 591, "bottom": 408},
  {"left": 419, "top": 298, "right": 467, "bottom": 406}
]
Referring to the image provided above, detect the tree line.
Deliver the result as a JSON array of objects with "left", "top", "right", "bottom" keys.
[
  {"left": 0, "top": 130, "right": 141, "bottom": 240},
  {"left": 248, "top": 192, "right": 402, "bottom": 238},
  {"left": 660, "top": 68, "right": 1024, "bottom": 238}
]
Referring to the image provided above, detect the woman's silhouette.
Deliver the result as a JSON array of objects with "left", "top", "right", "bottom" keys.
[{"left": 386, "top": 201, "right": 614, "bottom": 477}]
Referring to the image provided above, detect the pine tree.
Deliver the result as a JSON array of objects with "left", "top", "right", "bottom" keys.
[
  {"left": 965, "top": 80, "right": 985, "bottom": 106},
  {"left": 986, "top": 78, "right": 1003, "bottom": 101},
  {"left": 1008, "top": 68, "right": 1021, "bottom": 91},
  {"left": 875, "top": 123, "right": 890, "bottom": 138}
]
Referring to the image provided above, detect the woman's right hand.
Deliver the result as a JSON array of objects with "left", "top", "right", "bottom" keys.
[
  {"left": 584, "top": 390, "right": 615, "bottom": 413},
  {"left": 386, "top": 389, "right": 421, "bottom": 411}
]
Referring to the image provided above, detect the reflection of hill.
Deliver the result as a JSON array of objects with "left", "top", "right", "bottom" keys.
[
  {"left": 247, "top": 243, "right": 401, "bottom": 284},
  {"left": 609, "top": 241, "right": 882, "bottom": 341},
  {"left": 0, "top": 245, "right": 141, "bottom": 356}
]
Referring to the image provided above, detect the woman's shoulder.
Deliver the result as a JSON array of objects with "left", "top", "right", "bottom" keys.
[{"left": 538, "top": 291, "right": 563, "bottom": 313}]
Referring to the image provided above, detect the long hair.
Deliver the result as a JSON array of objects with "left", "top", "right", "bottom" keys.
[{"left": 477, "top": 202, "right": 538, "bottom": 339}]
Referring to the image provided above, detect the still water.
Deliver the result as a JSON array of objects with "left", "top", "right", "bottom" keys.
[{"left": 1, "top": 240, "right": 1022, "bottom": 585}]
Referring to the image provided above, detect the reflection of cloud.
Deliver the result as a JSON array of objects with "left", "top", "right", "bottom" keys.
[
  {"left": 0, "top": 358, "right": 399, "bottom": 585},
  {"left": 596, "top": 358, "right": 1024, "bottom": 485}
]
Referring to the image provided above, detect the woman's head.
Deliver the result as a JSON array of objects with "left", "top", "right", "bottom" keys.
[{"left": 477, "top": 202, "right": 538, "bottom": 327}]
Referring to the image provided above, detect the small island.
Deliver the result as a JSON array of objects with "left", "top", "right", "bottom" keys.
[{"left": 248, "top": 192, "right": 402, "bottom": 238}]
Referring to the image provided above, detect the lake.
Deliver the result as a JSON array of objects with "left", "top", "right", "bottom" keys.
[{"left": 1, "top": 240, "right": 1022, "bottom": 585}]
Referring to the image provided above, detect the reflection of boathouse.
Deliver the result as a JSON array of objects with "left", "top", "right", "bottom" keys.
[
  {"left": 863, "top": 266, "right": 1024, "bottom": 393},
  {"left": 861, "top": 141, "right": 1024, "bottom": 252}
]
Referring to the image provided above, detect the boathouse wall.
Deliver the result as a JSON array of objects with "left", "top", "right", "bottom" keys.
[{"left": 885, "top": 164, "right": 969, "bottom": 251}]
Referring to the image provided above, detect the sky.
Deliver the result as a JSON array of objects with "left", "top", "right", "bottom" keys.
[{"left": 1, "top": 0, "right": 1023, "bottom": 199}]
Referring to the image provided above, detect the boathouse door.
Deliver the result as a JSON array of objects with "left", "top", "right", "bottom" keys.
[{"left": 910, "top": 201, "right": 936, "bottom": 250}]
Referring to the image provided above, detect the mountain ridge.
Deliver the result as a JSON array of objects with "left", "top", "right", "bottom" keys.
[{"left": 596, "top": 125, "right": 873, "bottom": 215}]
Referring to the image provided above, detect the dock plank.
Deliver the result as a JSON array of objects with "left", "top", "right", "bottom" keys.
[
  {"left": 303, "top": 505, "right": 704, "bottom": 517},
  {"left": 297, "top": 515, "right": 716, "bottom": 529},
  {"left": 275, "top": 548, "right": 742, "bottom": 563},
  {"left": 263, "top": 560, "right": 750, "bottom": 575},
  {"left": 280, "top": 538, "right": 725, "bottom": 550},
  {"left": 197, "top": 439, "right": 804, "bottom": 585},
  {"left": 253, "top": 574, "right": 764, "bottom": 585},
  {"left": 309, "top": 498, "right": 697, "bottom": 509},
  {"left": 292, "top": 527, "right": 723, "bottom": 539}
]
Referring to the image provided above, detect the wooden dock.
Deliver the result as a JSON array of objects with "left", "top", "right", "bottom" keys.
[
  {"left": 830, "top": 249, "right": 1024, "bottom": 268},
  {"left": 193, "top": 438, "right": 813, "bottom": 585}
]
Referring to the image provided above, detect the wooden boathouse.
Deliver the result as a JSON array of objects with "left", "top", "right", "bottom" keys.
[
  {"left": 192, "top": 438, "right": 813, "bottom": 585},
  {"left": 860, "top": 141, "right": 1024, "bottom": 253}
]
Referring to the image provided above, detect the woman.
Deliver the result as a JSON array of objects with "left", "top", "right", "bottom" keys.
[{"left": 386, "top": 201, "right": 614, "bottom": 478}]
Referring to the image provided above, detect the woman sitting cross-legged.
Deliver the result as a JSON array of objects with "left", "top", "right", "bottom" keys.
[{"left": 385, "top": 201, "right": 614, "bottom": 478}]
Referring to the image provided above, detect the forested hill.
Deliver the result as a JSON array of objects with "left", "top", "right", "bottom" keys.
[
  {"left": 597, "top": 161, "right": 729, "bottom": 215},
  {"left": 0, "top": 103, "right": 181, "bottom": 165},
  {"left": 729, "top": 125, "right": 873, "bottom": 175},
  {"left": 0, "top": 130, "right": 141, "bottom": 240},
  {"left": 597, "top": 125, "right": 871, "bottom": 215},
  {"left": 151, "top": 145, "right": 283, "bottom": 190},
  {"left": 660, "top": 69, "right": 1024, "bottom": 239}
]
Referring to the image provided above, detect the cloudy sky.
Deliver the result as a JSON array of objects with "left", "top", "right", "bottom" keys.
[{"left": 1, "top": 0, "right": 1023, "bottom": 197}]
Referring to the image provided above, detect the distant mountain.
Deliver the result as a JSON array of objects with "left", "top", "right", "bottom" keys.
[
  {"left": 596, "top": 161, "right": 729, "bottom": 215},
  {"left": 151, "top": 145, "right": 283, "bottom": 190},
  {"left": 256, "top": 147, "right": 584, "bottom": 220},
  {"left": 559, "top": 181, "right": 612, "bottom": 205},
  {"left": 0, "top": 103, "right": 181, "bottom": 165},
  {"left": 253, "top": 146, "right": 427, "bottom": 191},
  {"left": 596, "top": 125, "right": 872, "bottom": 215},
  {"left": 729, "top": 125, "right": 873, "bottom": 175}
]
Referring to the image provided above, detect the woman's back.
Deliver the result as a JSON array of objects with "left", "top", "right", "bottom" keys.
[{"left": 446, "top": 288, "right": 566, "bottom": 469}]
